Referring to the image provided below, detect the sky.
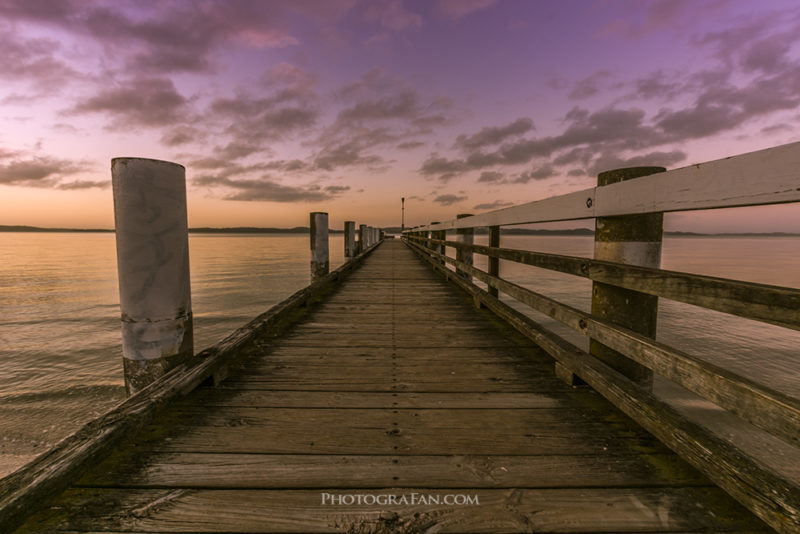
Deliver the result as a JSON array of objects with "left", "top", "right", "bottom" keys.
[{"left": 1, "top": 0, "right": 799, "bottom": 232}]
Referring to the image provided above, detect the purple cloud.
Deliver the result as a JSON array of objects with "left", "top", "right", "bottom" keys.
[
  {"left": 569, "top": 71, "right": 612, "bottom": 100},
  {"left": 513, "top": 165, "right": 555, "bottom": 184},
  {"left": 454, "top": 118, "right": 534, "bottom": 150},
  {"left": 161, "top": 126, "right": 205, "bottom": 146},
  {"left": 0, "top": 32, "right": 77, "bottom": 91},
  {"left": 433, "top": 193, "right": 467, "bottom": 206},
  {"left": 0, "top": 151, "right": 94, "bottom": 188},
  {"left": 310, "top": 69, "right": 452, "bottom": 172},
  {"left": 474, "top": 200, "right": 512, "bottom": 210},
  {"left": 397, "top": 141, "right": 425, "bottom": 150},
  {"left": 363, "top": 0, "right": 422, "bottom": 30},
  {"left": 437, "top": 0, "right": 498, "bottom": 19},
  {"left": 477, "top": 171, "right": 505, "bottom": 183},
  {"left": 70, "top": 77, "right": 189, "bottom": 127},
  {"left": 193, "top": 174, "right": 350, "bottom": 202}
]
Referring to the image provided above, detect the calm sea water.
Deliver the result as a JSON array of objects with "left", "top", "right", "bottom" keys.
[{"left": 1, "top": 233, "right": 798, "bottom": 479}]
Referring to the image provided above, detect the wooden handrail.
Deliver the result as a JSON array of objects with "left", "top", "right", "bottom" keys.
[
  {"left": 405, "top": 237, "right": 800, "bottom": 533},
  {"left": 407, "top": 141, "right": 800, "bottom": 232},
  {"left": 405, "top": 236, "right": 800, "bottom": 448},
  {"left": 409, "top": 236, "right": 800, "bottom": 331},
  {"left": 401, "top": 142, "right": 800, "bottom": 532}
]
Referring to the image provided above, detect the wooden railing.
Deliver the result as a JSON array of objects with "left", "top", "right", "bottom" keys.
[{"left": 402, "top": 141, "right": 800, "bottom": 534}]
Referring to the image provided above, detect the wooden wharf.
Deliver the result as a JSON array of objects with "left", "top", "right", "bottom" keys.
[
  {"left": 4, "top": 239, "right": 772, "bottom": 532},
  {"left": 3, "top": 143, "right": 800, "bottom": 533}
]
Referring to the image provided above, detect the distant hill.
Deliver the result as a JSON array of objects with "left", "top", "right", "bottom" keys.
[
  {"left": 0, "top": 225, "right": 342, "bottom": 234},
  {"left": 2, "top": 225, "right": 796, "bottom": 237},
  {"left": 0, "top": 225, "right": 113, "bottom": 233}
]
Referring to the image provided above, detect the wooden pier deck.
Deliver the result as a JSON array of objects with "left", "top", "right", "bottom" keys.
[{"left": 14, "top": 239, "right": 767, "bottom": 533}]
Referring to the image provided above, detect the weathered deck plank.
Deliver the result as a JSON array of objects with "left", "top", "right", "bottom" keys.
[
  {"left": 20, "top": 488, "right": 768, "bottom": 533},
  {"left": 76, "top": 453, "right": 707, "bottom": 489},
  {"left": 14, "top": 239, "right": 767, "bottom": 533}
]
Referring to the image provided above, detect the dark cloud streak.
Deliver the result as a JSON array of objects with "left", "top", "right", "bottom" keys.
[
  {"left": 474, "top": 200, "right": 512, "bottom": 210},
  {"left": 193, "top": 174, "right": 349, "bottom": 203},
  {"left": 70, "top": 77, "right": 189, "bottom": 127},
  {"left": 0, "top": 151, "right": 97, "bottom": 188},
  {"left": 454, "top": 117, "right": 534, "bottom": 150}
]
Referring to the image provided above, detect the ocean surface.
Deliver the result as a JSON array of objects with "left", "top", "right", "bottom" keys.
[{"left": 1, "top": 233, "right": 798, "bottom": 480}]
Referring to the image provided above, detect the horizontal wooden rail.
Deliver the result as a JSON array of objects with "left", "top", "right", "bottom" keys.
[
  {"left": 405, "top": 237, "right": 800, "bottom": 448},
  {"left": 408, "top": 141, "right": 800, "bottom": 232},
  {"left": 409, "top": 235, "right": 800, "bottom": 331},
  {"left": 405, "top": 237, "right": 800, "bottom": 534},
  {"left": 0, "top": 241, "right": 383, "bottom": 534}
]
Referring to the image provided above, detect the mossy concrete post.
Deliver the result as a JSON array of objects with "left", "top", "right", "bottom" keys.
[
  {"left": 344, "top": 221, "right": 356, "bottom": 259},
  {"left": 488, "top": 225, "right": 500, "bottom": 297},
  {"left": 455, "top": 213, "right": 474, "bottom": 281},
  {"left": 112, "top": 157, "right": 193, "bottom": 396},
  {"left": 359, "top": 224, "right": 367, "bottom": 254},
  {"left": 560, "top": 166, "right": 666, "bottom": 389},
  {"left": 310, "top": 212, "right": 329, "bottom": 281}
]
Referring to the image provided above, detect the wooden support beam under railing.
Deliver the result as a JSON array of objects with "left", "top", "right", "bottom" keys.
[{"left": 413, "top": 236, "right": 800, "bottom": 331}]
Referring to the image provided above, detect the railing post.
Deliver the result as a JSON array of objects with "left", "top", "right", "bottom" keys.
[
  {"left": 435, "top": 227, "right": 446, "bottom": 265},
  {"left": 310, "top": 212, "right": 329, "bottom": 281},
  {"left": 111, "top": 157, "right": 193, "bottom": 395},
  {"left": 344, "top": 221, "right": 356, "bottom": 259},
  {"left": 580, "top": 166, "right": 665, "bottom": 390},
  {"left": 428, "top": 222, "right": 439, "bottom": 256},
  {"left": 455, "top": 213, "right": 474, "bottom": 281},
  {"left": 488, "top": 225, "right": 500, "bottom": 297},
  {"left": 359, "top": 224, "right": 367, "bottom": 254}
]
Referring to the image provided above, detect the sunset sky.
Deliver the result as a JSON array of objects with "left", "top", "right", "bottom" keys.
[{"left": 1, "top": 0, "right": 799, "bottom": 232}]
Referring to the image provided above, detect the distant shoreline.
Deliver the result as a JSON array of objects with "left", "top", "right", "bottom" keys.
[
  {"left": 1, "top": 224, "right": 798, "bottom": 237},
  {"left": 0, "top": 225, "right": 341, "bottom": 234}
]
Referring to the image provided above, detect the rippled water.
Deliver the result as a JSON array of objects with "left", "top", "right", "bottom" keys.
[
  {"left": 0, "top": 233, "right": 344, "bottom": 475},
  {"left": 1, "top": 232, "right": 798, "bottom": 479}
]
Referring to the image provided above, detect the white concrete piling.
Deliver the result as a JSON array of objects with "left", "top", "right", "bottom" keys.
[{"left": 111, "top": 157, "right": 193, "bottom": 395}]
